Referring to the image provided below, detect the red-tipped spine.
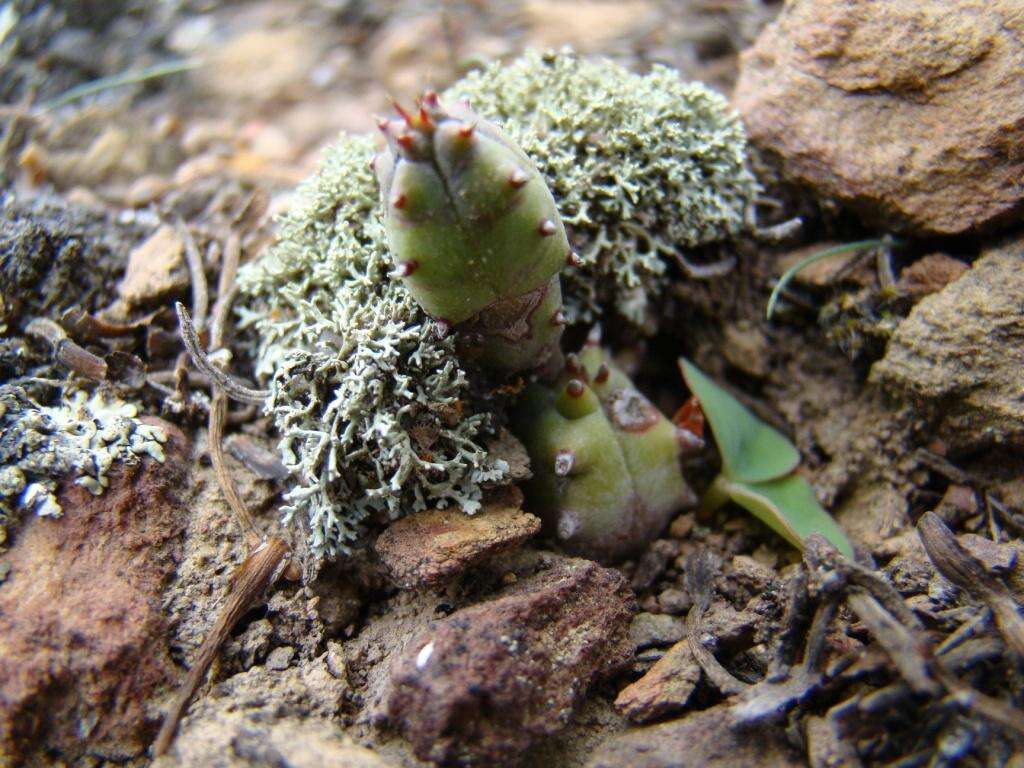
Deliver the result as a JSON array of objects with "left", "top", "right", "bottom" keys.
[
  {"left": 393, "top": 100, "right": 414, "bottom": 126},
  {"left": 389, "top": 260, "right": 418, "bottom": 278},
  {"left": 566, "top": 378, "right": 586, "bottom": 398}
]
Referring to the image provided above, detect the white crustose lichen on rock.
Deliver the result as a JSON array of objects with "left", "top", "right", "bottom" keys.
[{"left": 0, "top": 388, "right": 166, "bottom": 543}]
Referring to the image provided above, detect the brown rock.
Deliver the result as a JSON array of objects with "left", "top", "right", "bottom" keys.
[
  {"left": 933, "top": 484, "right": 979, "bottom": 528},
  {"left": 0, "top": 421, "right": 189, "bottom": 762},
  {"left": 588, "top": 704, "right": 803, "bottom": 768},
  {"left": 374, "top": 496, "right": 541, "bottom": 588},
  {"left": 166, "top": 673, "right": 388, "bottom": 768},
  {"left": 118, "top": 224, "right": 187, "bottom": 307},
  {"left": 198, "top": 26, "right": 325, "bottom": 102},
  {"left": 522, "top": 0, "right": 659, "bottom": 52},
  {"left": 656, "top": 588, "right": 692, "bottom": 616},
  {"left": 614, "top": 640, "right": 700, "bottom": 723},
  {"left": 123, "top": 174, "right": 172, "bottom": 208},
  {"left": 958, "top": 534, "right": 1018, "bottom": 573},
  {"left": 723, "top": 321, "right": 770, "bottom": 378},
  {"left": 775, "top": 242, "right": 872, "bottom": 288},
  {"left": 386, "top": 556, "right": 635, "bottom": 766},
  {"left": 898, "top": 254, "right": 968, "bottom": 299},
  {"left": 172, "top": 716, "right": 394, "bottom": 768},
  {"left": 735, "top": 0, "right": 1024, "bottom": 236},
  {"left": 629, "top": 612, "right": 687, "bottom": 651},
  {"left": 871, "top": 240, "right": 1024, "bottom": 449}
]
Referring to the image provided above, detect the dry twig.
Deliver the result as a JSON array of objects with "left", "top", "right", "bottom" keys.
[
  {"left": 25, "top": 317, "right": 108, "bottom": 379},
  {"left": 152, "top": 537, "right": 289, "bottom": 755},
  {"left": 175, "top": 302, "right": 268, "bottom": 403},
  {"left": 917, "top": 512, "right": 1024, "bottom": 659},
  {"left": 155, "top": 224, "right": 289, "bottom": 757},
  {"left": 733, "top": 597, "right": 843, "bottom": 724},
  {"left": 684, "top": 551, "right": 749, "bottom": 696}
]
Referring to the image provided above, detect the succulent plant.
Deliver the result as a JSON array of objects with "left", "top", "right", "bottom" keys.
[
  {"left": 374, "top": 92, "right": 571, "bottom": 376},
  {"left": 512, "top": 338, "right": 701, "bottom": 563},
  {"left": 237, "top": 50, "right": 753, "bottom": 561}
]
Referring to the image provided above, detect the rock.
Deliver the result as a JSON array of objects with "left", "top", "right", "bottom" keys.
[
  {"left": 385, "top": 556, "right": 635, "bottom": 766},
  {"left": 735, "top": 0, "right": 1024, "bottom": 236},
  {"left": 723, "top": 321, "right": 770, "bottom": 378},
  {"left": 614, "top": 640, "right": 700, "bottom": 722},
  {"left": 629, "top": 612, "right": 687, "bottom": 651},
  {"left": 522, "top": 0, "right": 659, "bottom": 52},
  {"left": 631, "top": 539, "right": 680, "bottom": 592},
  {"left": 871, "top": 241, "right": 1024, "bottom": 449},
  {"left": 774, "top": 241, "right": 864, "bottom": 286},
  {"left": 958, "top": 534, "right": 1018, "bottom": 573},
  {"left": 118, "top": 223, "right": 187, "bottom": 307},
  {"left": 374, "top": 496, "right": 540, "bottom": 588},
  {"left": 668, "top": 513, "right": 694, "bottom": 540},
  {"left": 933, "top": 484, "right": 979, "bottom": 527},
  {"left": 266, "top": 646, "right": 296, "bottom": 671},
  {"left": 166, "top": 712, "right": 392, "bottom": 768},
  {"left": 702, "top": 603, "right": 759, "bottom": 651},
  {"left": 0, "top": 420, "right": 189, "bottom": 763},
  {"left": 588, "top": 704, "right": 803, "bottom": 767},
  {"left": 165, "top": 14, "right": 216, "bottom": 55},
  {"left": 730, "top": 554, "right": 777, "bottom": 595},
  {"left": 657, "top": 588, "right": 692, "bottom": 616},
  {"left": 898, "top": 254, "right": 969, "bottom": 299},
  {"left": 123, "top": 174, "right": 173, "bottom": 208},
  {"left": 198, "top": 26, "right": 325, "bottom": 102},
  {"left": 166, "top": 656, "right": 350, "bottom": 765}
]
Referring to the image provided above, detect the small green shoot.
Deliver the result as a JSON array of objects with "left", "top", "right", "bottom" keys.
[
  {"left": 679, "top": 360, "right": 798, "bottom": 483},
  {"left": 39, "top": 59, "right": 201, "bottom": 112},
  {"left": 765, "top": 239, "right": 888, "bottom": 321},
  {"left": 679, "top": 358, "right": 853, "bottom": 558}
]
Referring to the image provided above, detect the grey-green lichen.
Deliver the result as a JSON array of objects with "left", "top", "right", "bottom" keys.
[
  {"left": 0, "top": 387, "right": 167, "bottom": 544},
  {"left": 236, "top": 135, "right": 507, "bottom": 560},
  {"left": 448, "top": 49, "right": 756, "bottom": 329}
]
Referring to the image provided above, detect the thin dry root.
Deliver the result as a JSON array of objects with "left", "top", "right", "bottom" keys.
[{"left": 152, "top": 536, "right": 289, "bottom": 756}]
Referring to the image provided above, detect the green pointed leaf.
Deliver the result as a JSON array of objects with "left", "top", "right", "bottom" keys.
[
  {"left": 723, "top": 474, "right": 853, "bottom": 558},
  {"left": 678, "top": 358, "right": 799, "bottom": 483}
]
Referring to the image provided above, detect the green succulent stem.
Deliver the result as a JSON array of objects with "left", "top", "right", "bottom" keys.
[
  {"left": 375, "top": 92, "right": 570, "bottom": 376},
  {"left": 513, "top": 345, "right": 700, "bottom": 563}
]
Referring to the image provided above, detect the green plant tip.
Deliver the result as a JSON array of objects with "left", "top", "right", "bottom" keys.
[
  {"left": 375, "top": 92, "right": 569, "bottom": 375},
  {"left": 679, "top": 358, "right": 799, "bottom": 483}
]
